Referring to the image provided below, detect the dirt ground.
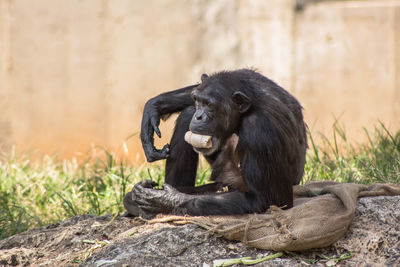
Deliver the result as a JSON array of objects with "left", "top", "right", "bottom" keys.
[{"left": 0, "top": 195, "right": 399, "bottom": 266}]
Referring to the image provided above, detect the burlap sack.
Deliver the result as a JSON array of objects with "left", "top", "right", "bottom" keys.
[{"left": 149, "top": 182, "right": 400, "bottom": 251}]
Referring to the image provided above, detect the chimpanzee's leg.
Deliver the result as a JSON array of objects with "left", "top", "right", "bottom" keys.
[{"left": 165, "top": 106, "right": 198, "bottom": 187}]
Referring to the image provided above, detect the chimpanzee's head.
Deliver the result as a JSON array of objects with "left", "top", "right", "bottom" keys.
[{"left": 189, "top": 73, "right": 251, "bottom": 155}]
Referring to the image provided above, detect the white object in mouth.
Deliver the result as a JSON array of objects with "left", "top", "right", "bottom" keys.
[{"left": 184, "top": 131, "right": 213, "bottom": 148}]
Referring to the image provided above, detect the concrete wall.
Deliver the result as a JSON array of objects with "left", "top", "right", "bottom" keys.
[
  {"left": 294, "top": 0, "right": 400, "bottom": 142},
  {"left": 0, "top": 0, "right": 399, "bottom": 162}
]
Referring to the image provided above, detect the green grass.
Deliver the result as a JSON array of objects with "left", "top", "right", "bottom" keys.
[
  {"left": 304, "top": 121, "right": 400, "bottom": 184},
  {"left": 0, "top": 124, "right": 399, "bottom": 240}
]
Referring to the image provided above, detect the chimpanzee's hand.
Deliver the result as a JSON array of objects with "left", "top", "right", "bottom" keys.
[
  {"left": 141, "top": 101, "right": 170, "bottom": 162},
  {"left": 123, "top": 180, "right": 159, "bottom": 219},
  {"left": 131, "top": 182, "right": 190, "bottom": 215}
]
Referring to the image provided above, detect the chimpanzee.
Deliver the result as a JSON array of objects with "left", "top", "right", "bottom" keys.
[{"left": 123, "top": 69, "right": 307, "bottom": 217}]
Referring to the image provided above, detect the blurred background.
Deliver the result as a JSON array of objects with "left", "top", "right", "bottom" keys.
[{"left": 0, "top": 0, "right": 399, "bottom": 163}]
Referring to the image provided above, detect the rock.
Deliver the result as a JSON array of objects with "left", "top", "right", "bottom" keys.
[
  {"left": 0, "top": 196, "right": 399, "bottom": 266},
  {"left": 331, "top": 196, "right": 400, "bottom": 266}
]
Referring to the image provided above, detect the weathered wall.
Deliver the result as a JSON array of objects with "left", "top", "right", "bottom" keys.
[
  {"left": 294, "top": 0, "right": 400, "bottom": 142},
  {"left": 0, "top": 0, "right": 399, "bottom": 162}
]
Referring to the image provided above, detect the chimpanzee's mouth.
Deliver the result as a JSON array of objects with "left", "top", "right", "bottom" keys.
[
  {"left": 184, "top": 131, "right": 220, "bottom": 156},
  {"left": 194, "top": 137, "right": 221, "bottom": 156}
]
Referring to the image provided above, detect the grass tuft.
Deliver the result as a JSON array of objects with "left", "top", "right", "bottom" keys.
[
  {"left": 304, "top": 122, "right": 400, "bottom": 184},
  {"left": 0, "top": 149, "right": 163, "bottom": 239}
]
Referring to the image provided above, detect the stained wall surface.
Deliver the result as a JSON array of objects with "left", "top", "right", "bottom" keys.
[{"left": 0, "top": 0, "right": 399, "bottom": 162}]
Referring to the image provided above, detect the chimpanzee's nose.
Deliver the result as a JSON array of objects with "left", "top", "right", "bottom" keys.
[
  {"left": 193, "top": 110, "right": 207, "bottom": 122},
  {"left": 190, "top": 110, "right": 209, "bottom": 134},
  {"left": 195, "top": 113, "right": 204, "bottom": 121}
]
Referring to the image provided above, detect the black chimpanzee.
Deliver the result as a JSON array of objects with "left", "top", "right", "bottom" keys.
[{"left": 123, "top": 69, "right": 307, "bottom": 217}]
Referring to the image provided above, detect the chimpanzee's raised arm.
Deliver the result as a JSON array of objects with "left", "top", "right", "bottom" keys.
[{"left": 140, "top": 84, "right": 198, "bottom": 162}]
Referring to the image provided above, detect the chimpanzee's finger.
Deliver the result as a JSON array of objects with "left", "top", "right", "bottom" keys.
[
  {"left": 141, "top": 180, "right": 158, "bottom": 188},
  {"left": 151, "top": 117, "right": 161, "bottom": 138},
  {"left": 138, "top": 204, "right": 163, "bottom": 214}
]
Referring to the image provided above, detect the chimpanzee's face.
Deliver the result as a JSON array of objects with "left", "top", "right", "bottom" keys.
[{"left": 189, "top": 82, "right": 241, "bottom": 156}]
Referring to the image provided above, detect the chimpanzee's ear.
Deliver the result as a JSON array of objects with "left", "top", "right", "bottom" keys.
[
  {"left": 232, "top": 91, "right": 251, "bottom": 113},
  {"left": 201, "top": 73, "right": 209, "bottom": 82}
]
